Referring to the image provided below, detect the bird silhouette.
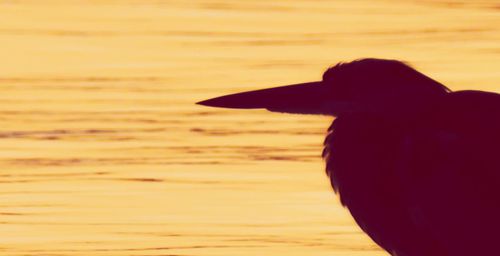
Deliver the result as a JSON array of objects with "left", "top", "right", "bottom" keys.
[{"left": 197, "top": 58, "right": 500, "bottom": 256}]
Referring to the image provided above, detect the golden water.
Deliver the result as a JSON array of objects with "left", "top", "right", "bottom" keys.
[{"left": 0, "top": 1, "right": 498, "bottom": 255}]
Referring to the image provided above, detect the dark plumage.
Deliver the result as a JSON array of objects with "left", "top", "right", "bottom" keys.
[{"left": 198, "top": 58, "right": 500, "bottom": 256}]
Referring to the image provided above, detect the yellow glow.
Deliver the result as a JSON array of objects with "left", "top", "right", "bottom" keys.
[{"left": 0, "top": 0, "right": 498, "bottom": 255}]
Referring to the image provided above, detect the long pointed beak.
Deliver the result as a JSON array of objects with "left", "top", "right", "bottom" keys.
[{"left": 197, "top": 81, "right": 334, "bottom": 115}]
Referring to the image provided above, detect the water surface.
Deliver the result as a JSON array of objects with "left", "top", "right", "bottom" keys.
[{"left": 0, "top": 1, "right": 499, "bottom": 255}]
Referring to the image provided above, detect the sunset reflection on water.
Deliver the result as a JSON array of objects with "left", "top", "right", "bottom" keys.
[{"left": 0, "top": 1, "right": 498, "bottom": 255}]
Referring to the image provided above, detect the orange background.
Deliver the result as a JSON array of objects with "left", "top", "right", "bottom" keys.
[{"left": 0, "top": 1, "right": 498, "bottom": 255}]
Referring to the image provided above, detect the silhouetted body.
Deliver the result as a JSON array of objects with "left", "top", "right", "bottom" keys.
[{"left": 198, "top": 59, "right": 500, "bottom": 256}]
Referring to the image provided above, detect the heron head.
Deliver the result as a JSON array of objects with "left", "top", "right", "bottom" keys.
[{"left": 197, "top": 58, "right": 450, "bottom": 116}]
